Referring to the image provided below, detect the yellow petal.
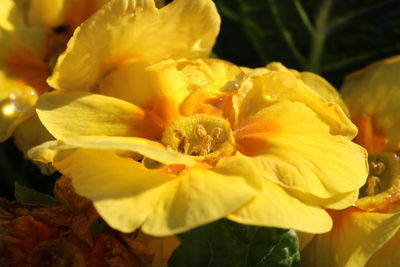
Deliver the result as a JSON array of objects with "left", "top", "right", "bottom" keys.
[
  {"left": 28, "top": 136, "right": 196, "bottom": 167},
  {"left": 292, "top": 71, "right": 349, "bottom": 115},
  {"left": 36, "top": 92, "right": 162, "bottom": 139},
  {"left": 0, "top": 0, "right": 49, "bottom": 97},
  {"left": 13, "top": 111, "right": 54, "bottom": 154},
  {"left": 366, "top": 227, "right": 400, "bottom": 267},
  {"left": 227, "top": 178, "right": 332, "bottom": 234},
  {"left": 234, "top": 69, "right": 357, "bottom": 138},
  {"left": 301, "top": 208, "right": 400, "bottom": 267},
  {"left": 57, "top": 149, "right": 172, "bottom": 233},
  {"left": 48, "top": 0, "right": 220, "bottom": 92},
  {"left": 98, "top": 58, "right": 242, "bottom": 113},
  {"left": 246, "top": 63, "right": 349, "bottom": 114},
  {"left": 0, "top": 0, "right": 46, "bottom": 59},
  {"left": 342, "top": 55, "right": 400, "bottom": 153},
  {"left": 289, "top": 189, "right": 359, "bottom": 210},
  {"left": 38, "top": 147, "right": 260, "bottom": 235},
  {"left": 234, "top": 101, "right": 368, "bottom": 198},
  {"left": 142, "top": 154, "right": 263, "bottom": 236}
]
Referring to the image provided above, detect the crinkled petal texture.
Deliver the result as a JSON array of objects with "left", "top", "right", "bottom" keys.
[
  {"left": 233, "top": 72, "right": 367, "bottom": 200},
  {"left": 48, "top": 0, "right": 220, "bottom": 92},
  {"left": 234, "top": 66, "right": 358, "bottom": 138},
  {"left": 242, "top": 62, "right": 350, "bottom": 115},
  {"left": 227, "top": 178, "right": 333, "bottom": 233},
  {"left": 97, "top": 58, "right": 242, "bottom": 112},
  {"left": 227, "top": 71, "right": 367, "bottom": 232},
  {"left": 33, "top": 59, "right": 368, "bottom": 234},
  {"left": 301, "top": 208, "right": 400, "bottom": 267},
  {"left": 29, "top": 138, "right": 262, "bottom": 236},
  {"left": 37, "top": 58, "right": 243, "bottom": 139},
  {"left": 289, "top": 70, "right": 349, "bottom": 115},
  {"left": 341, "top": 55, "right": 400, "bottom": 153}
]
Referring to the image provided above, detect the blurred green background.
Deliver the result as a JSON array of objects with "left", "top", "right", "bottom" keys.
[{"left": 1, "top": 0, "right": 400, "bottom": 200}]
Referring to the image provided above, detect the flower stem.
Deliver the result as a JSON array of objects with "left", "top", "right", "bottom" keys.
[
  {"left": 267, "top": 0, "right": 306, "bottom": 67},
  {"left": 292, "top": 0, "right": 315, "bottom": 35},
  {"left": 307, "top": 0, "right": 333, "bottom": 72}
]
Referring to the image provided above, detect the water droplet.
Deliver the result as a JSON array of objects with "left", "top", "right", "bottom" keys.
[
  {"left": 223, "top": 72, "right": 248, "bottom": 92},
  {"left": 2, "top": 103, "right": 16, "bottom": 117},
  {"left": 8, "top": 89, "right": 37, "bottom": 113}
]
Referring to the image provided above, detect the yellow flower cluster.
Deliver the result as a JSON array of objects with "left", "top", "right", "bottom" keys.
[
  {"left": 1, "top": 0, "right": 397, "bottom": 265},
  {"left": 301, "top": 56, "right": 400, "bottom": 267}
]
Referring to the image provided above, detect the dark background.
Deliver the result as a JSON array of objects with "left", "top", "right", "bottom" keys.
[{"left": 1, "top": 0, "right": 400, "bottom": 200}]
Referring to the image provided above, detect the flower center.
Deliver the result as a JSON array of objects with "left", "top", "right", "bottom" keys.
[
  {"left": 356, "top": 153, "right": 400, "bottom": 212},
  {"left": 162, "top": 114, "right": 235, "bottom": 159},
  {"left": 364, "top": 158, "right": 386, "bottom": 196}
]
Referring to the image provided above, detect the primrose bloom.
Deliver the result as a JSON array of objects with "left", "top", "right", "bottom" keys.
[
  {"left": 46, "top": 0, "right": 220, "bottom": 96},
  {"left": 0, "top": 0, "right": 108, "bottom": 151},
  {"left": 301, "top": 56, "right": 400, "bottom": 267},
  {"left": 29, "top": 57, "right": 367, "bottom": 236}
]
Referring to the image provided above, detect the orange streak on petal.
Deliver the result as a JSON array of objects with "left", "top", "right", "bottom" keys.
[
  {"left": 352, "top": 114, "right": 387, "bottom": 153},
  {"left": 132, "top": 96, "right": 189, "bottom": 141},
  {"left": 328, "top": 206, "right": 363, "bottom": 230},
  {"left": 6, "top": 49, "right": 51, "bottom": 95},
  {"left": 363, "top": 191, "right": 400, "bottom": 213},
  {"left": 143, "top": 97, "right": 180, "bottom": 139},
  {"left": 163, "top": 164, "right": 186, "bottom": 175},
  {"left": 234, "top": 115, "right": 280, "bottom": 157},
  {"left": 203, "top": 94, "right": 235, "bottom": 124}
]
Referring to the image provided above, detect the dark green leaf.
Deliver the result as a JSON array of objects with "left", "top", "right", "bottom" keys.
[
  {"left": 168, "top": 220, "right": 300, "bottom": 267},
  {"left": 213, "top": 0, "right": 400, "bottom": 87}
]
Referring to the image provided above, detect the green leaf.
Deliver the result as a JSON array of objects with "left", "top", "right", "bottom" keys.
[
  {"left": 14, "top": 182, "right": 56, "bottom": 206},
  {"left": 168, "top": 219, "right": 300, "bottom": 267}
]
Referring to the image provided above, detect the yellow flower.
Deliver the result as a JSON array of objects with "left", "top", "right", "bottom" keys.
[
  {"left": 301, "top": 56, "right": 400, "bottom": 267},
  {"left": 0, "top": 0, "right": 107, "bottom": 144},
  {"left": 47, "top": 0, "right": 221, "bottom": 96},
  {"left": 29, "top": 56, "right": 367, "bottom": 236}
]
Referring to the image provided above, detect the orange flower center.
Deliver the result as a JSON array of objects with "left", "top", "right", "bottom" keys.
[
  {"left": 352, "top": 114, "right": 387, "bottom": 153},
  {"left": 161, "top": 114, "right": 235, "bottom": 160},
  {"left": 357, "top": 153, "right": 400, "bottom": 213}
]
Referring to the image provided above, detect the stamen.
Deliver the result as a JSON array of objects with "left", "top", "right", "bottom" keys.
[
  {"left": 161, "top": 114, "right": 235, "bottom": 159},
  {"left": 369, "top": 160, "right": 385, "bottom": 176},
  {"left": 190, "top": 125, "right": 221, "bottom": 156},
  {"left": 174, "top": 129, "right": 189, "bottom": 154},
  {"left": 195, "top": 125, "right": 207, "bottom": 139},
  {"left": 211, "top": 127, "right": 223, "bottom": 145},
  {"left": 365, "top": 176, "right": 381, "bottom": 196}
]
